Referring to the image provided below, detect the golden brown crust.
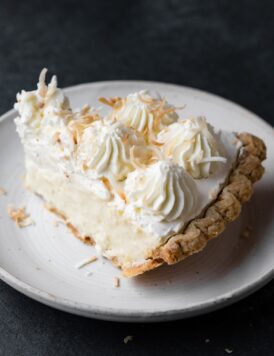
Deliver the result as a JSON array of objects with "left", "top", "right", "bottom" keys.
[
  {"left": 237, "top": 133, "right": 266, "bottom": 161},
  {"left": 122, "top": 133, "right": 266, "bottom": 277},
  {"left": 122, "top": 259, "right": 164, "bottom": 277}
]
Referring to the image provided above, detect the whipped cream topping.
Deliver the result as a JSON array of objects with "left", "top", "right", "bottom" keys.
[
  {"left": 125, "top": 160, "right": 196, "bottom": 223},
  {"left": 158, "top": 117, "right": 227, "bottom": 178},
  {"left": 15, "top": 69, "right": 70, "bottom": 127},
  {"left": 15, "top": 69, "right": 103, "bottom": 173},
  {"left": 77, "top": 120, "right": 144, "bottom": 181},
  {"left": 15, "top": 69, "right": 241, "bottom": 240},
  {"left": 110, "top": 90, "right": 178, "bottom": 135},
  {"left": 15, "top": 69, "right": 77, "bottom": 174}
]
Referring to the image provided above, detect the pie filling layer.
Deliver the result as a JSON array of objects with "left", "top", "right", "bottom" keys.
[{"left": 15, "top": 69, "right": 242, "bottom": 269}]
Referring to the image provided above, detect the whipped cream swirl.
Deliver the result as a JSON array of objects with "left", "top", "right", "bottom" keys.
[
  {"left": 77, "top": 120, "right": 144, "bottom": 181},
  {"left": 112, "top": 91, "right": 178, "bottom": 135},
  {"left": 125, "top": 160, "right": 196, "bottom": 223},
  {"left": 158, "top": 117, "right": 227, "bottom": 179}
]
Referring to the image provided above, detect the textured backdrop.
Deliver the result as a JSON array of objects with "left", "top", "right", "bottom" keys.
[{"left": 0, "top": 0, "right": 273, "bottom": 355}]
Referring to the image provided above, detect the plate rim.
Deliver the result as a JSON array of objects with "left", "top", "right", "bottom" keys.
[
  {"left": 0, "top": 80, "right": 273, "bottom": 322},
  {"left": 0, "top": 261, "right": 273, "bottom": 322}
]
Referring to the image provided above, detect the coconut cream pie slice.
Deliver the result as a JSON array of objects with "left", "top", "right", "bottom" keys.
[{"left": 14, "top": 70, "right": 266, "bottom": 277}]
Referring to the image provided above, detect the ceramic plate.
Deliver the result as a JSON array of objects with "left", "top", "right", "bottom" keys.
[{"left": 0, "top": 81, "right": 273, "bottom": 322}]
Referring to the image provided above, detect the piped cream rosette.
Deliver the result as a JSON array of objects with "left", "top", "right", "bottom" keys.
[
  {"left": 158, "top": 117, "right": 227, "bottom": 178},
  {"left": 76, "top": 120, "right": 145, "bottom": 182},
  {"left": 125, "top": 160, "right": 197, "bottom": 224}
]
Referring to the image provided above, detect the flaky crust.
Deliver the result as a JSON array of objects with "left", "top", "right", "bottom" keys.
[{"left": 122, "top": 133, "right": 266, "bottom": 277}]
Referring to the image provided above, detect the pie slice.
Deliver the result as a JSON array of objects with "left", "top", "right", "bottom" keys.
[{"left": 14, "top": 69, "right": 266, "bottom": 277}]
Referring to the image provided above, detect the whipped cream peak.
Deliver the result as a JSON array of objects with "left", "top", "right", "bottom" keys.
[
  {"left": 15, "top": 68, "right": 70, "bottom": 125},
  {"left": 77, "top": 120, "right": 144, "bottom": 181},
  {"left": 36, "top": 68, "right": 70, "bottom": 111},
  {"left": 108, "top": 90, "right": 179, "bottom": 135},
  {"left": 125, "top": 160, "right": 196, "bottom": 223},
  {"left": 158, "top": 116, "right": 227, "bottom": 179}
]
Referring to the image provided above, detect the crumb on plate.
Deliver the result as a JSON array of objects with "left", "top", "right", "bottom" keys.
[
  {"left": 123, "top": 335, "right": 133, "bottom": 344},
  {"left": 7, "top": 206, "right": 34, "bottom": 228},
  {"left": 113, "top": 277, "right": 120, "bottom": 288},
  {"left": 75, "top": 256, "right": 98, "bottom": 269}
]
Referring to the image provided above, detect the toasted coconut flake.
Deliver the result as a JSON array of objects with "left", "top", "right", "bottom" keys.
[
  {"left": 19, "top": 216, "right": 34, "bottom": 228},
  {"left": 99, "top": 96, "right": 123, "bottom": 109},
  {"left": 82, "top": 162, "right": 89, "bottom": 172},
  {"left": 80, "top": 104, "right": 91, "bottom": 115},
  {"left": 83, "top": 114, "right": 100, "bottom": 124},
  {"left": 100, "top": 177, "right": 112, "bottom": 192},
  {"left": 8, "top": 206, "right": 34, "bottom": 228},
  {"left": 70, "top": 130, "right": 78, "bottom": 145},
  {"left": 118, "top": 190, "right": 127, "bottom": 203},
  {"left": 52, "top": 132, "right": 61, "bottom": 144},
  {"left": 138, "top": 93, "right": 155, "bottom": 104},
  {"left": 37, "top": 68, "right": 48, "bottom": 97},
  {"left": 68, "top": 109, "right": 101, "bottom": 144},
  {"left": 146, "top": 97, "right": 183, "bottom": 132},
  {"left": 152, "top": 115, "right": 161, "bottom": 131},
  {"left": 150, "top": 139, "right": 164, "bottom": 147},
  {"left": 75, "top": 256, "right": 98, "bottom": 269},
  {"left": 113, "top": 277, "right": 120, "bottom": 288},
  {"left": 142, "top": 126, "right": 149, "bottom": 137}
]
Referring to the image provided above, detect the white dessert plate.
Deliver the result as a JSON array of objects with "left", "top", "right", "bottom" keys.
[{"left": 0, "top": 81, "right": 273, "bottom": 322}]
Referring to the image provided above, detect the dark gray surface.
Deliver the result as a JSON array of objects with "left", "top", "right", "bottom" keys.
[{"left": 0, "top": 0, "right": 273, "bottom": 355}]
